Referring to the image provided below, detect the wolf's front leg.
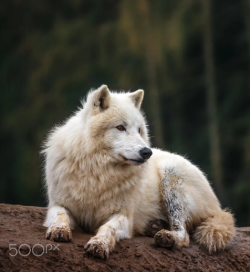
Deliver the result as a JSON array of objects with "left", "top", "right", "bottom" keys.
[
  {"left": 155, "top": 169, "right": 189, "bottom": 249},
  {"left": 44, "top": 206, "right": 75, "bottom": 242},
  {"left": 84, "top": 214, "right": 131, "bottom": 259}
]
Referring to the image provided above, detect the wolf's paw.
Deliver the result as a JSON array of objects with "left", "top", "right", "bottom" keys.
[
  {"left": 154, "top": 230, "right": 177, "bottom": 248},
  {"left": 45, "top": 225, "right": 72, "bottom": 242},
  {"left": 84, "top": 237, "right": 109, "bottom": 260},
  {"left": 146, "top": 219, "right": 166, "bottom": 237}
]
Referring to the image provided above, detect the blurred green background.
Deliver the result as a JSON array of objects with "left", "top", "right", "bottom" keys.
[{"left": 1, "top": 0, "right": 250, "bottom": 226}]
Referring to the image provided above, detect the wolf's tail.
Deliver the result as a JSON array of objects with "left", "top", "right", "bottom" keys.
[{"left": 194, "top": 209, "right": 235, "bottom": 252}]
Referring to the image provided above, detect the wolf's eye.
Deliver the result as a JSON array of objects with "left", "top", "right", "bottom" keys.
[
  {"left": 138, "top": 128, "right": 141, "bottom": 134},
  {"left": 116, "top": 125, "right": 126, "bottom": 131}
]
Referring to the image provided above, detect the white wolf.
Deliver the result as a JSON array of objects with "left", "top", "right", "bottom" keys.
[{"left": 42, "top": 85, "right": 235, "bottom": 259}]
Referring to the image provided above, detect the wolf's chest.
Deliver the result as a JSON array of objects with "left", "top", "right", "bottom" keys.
[{"left": 62, "top": 173, "right": 137, "bottom": 231}]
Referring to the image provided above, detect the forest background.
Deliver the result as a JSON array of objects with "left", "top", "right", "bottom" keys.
[{"left": 1, "top": 0, "right": 250, "bottom": 226}]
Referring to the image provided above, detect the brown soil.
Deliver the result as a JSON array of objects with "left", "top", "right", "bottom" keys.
[{"left": 0, "top": 204, "right": 249, "bottom": 272}]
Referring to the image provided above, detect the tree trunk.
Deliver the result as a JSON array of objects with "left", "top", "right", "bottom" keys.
[
  {"left": 243, "top": 0, "right": 250, "bottom": 223},
  {"left": 141, "top": 2, "right": 165, "bottom": 148},
  {"left": 144, "top": 41, "right": 165, "bottom": 148},
  {"left": 245, "top": 0, "right": 250, "bottom": 90},
  {"left": 202, "top": 0, "right": 224, "bottom": 199}
]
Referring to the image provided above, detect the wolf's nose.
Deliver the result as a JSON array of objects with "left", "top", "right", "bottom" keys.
[{"left": 140, "top": 147, "right": 153, "bottom": 160}]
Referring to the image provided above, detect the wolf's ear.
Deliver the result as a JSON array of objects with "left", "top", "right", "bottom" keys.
[
  {"left": 129, "top": 89, "right": 144, "bottom": 109},
  {"left": 91, "top": 85, "right": 110, "bottom": 111}
]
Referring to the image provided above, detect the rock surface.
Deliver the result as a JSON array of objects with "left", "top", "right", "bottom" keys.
[{"left": 0, "top": 204, "right": 249, "bottom": 272}]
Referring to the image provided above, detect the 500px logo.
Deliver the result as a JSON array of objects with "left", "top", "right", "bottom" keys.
[{"left": 9, "top": 244, "right": 60, "bottom": 257}]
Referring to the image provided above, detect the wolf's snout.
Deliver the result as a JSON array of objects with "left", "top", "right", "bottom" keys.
[{"left": 139, "top": 147, "right": 152, "bottom": 160}]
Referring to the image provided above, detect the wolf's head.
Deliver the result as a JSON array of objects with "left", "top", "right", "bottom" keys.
[{"left": 81, "top": 85, "right": 152, "bottom": 165}]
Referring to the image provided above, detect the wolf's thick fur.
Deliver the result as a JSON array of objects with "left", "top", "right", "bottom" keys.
[{"left": 42, "top": 85, "right": 235, "bottom": 259}]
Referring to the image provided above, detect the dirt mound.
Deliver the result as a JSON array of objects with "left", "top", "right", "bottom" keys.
[{"left": 0, "top": 204, "right": 249, "bottom": 271}]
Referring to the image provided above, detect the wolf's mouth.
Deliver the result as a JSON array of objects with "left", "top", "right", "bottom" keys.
[
  {"left": 121, "top": 156, "right": 145, "bottom": 165},
  {"left": 129, "top": 159, "right": 145, "bottom": 164}
]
